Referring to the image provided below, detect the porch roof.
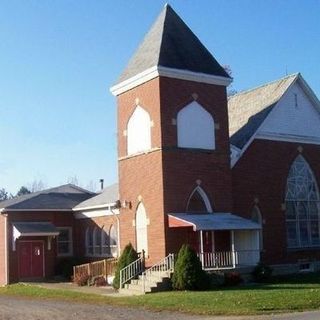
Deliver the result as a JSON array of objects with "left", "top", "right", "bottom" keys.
[
  {"left": 168, "top": 213, "right": 261, "bottom": 231},
  {"left": 12, "top": 222, "right": 60, "bottom": 238}
]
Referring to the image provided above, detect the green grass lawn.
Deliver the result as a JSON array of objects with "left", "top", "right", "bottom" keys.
[{"left": 1, "top": 273, "right": 320, "bottom": 316}]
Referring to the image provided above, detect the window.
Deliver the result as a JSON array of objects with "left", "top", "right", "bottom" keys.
[
  {"left": 127, "top": 106, "right": 151, "bottom": 155},
  {"left": 93, "top": 227, "right": 101, "bottom": 255},
  {"left": 109, "top": 225, "right": 118, "bottom": 256},
  {"left": 186, "top": 186, "right": 212, "bottom": 213},
  {"left": 85, "top": 227, "right": 93, "bottom": 255},
  {"left": 57, "top": 227, "right": 72, "bottom": 256},
  {"left": 85, "top": 225, "right": 118, "bottom": 257},
  {"left": 177, "top": 101, "right": 215, "bottom": 150},
  {"left": 285, "top": 155, "right": 320, "bottom": 248},
  {"left": 101, "top": 227, "right": 110, "bottom": 255},
  {"left": 252, "top": 206, "right": 263, "bottom": 250}
]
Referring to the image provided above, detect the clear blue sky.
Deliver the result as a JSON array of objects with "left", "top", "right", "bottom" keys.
[{"left": 1, "top": 0, "right": 319, "bottom": 193}]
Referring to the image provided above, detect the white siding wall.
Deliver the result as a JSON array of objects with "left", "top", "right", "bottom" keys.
[
  {"left": 259, "top": 82, "right": 320, "bottom": 140},
  {"left": 177, "top": 101, "right": 215, "bottom": 150},
  {"left": 127, "top": 106, "right": 151, "bottom": 155},
  {"left": 234, "top": 230, "right": 260, "bottom": 266}
]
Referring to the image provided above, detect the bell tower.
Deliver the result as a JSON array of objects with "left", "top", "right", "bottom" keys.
[{"left": 111, "top": 4, "right": 232, "bottom": 264}]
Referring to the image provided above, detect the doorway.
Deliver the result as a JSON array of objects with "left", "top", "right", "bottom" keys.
[{"left": 18, "top": 241, "right": 44, "bottom": 279}]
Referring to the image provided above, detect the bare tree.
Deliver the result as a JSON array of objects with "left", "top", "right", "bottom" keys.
[
  {"left": 223, "top": 64, "right": 238, "bottom": 96},
  {"left": 67, "top": 175, "right": 80, "bottom": 186},
  {"left": 28, "top": 180, "right": 47, "bottom": 193},
  {"left": 85, "top": 180, "right": 98, "bottom": 193}
]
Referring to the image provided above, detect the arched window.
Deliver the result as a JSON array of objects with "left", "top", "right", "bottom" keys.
[
  {"left": 285, "top": 155, "right": 320, "bottom": 248},
  {"left": 186, "top": 186, "right": 212, "bottom": 213},
  {"left": 109, "top": 224, "right": 118, "bottom": 257},
  {"left": 136, "top": 202, "right": 148, "bottom": 255},
  {"left": 252, "top": 206, "right": 263, "bottom": 250},
  {"left": 85, "top": 227, "right": 93, "bottom": 256},
  {"left": 93, "top": 227, "right": 101, "bottom": 255},
  {"left": 177, "top": 101, "right": 215, "bottom": 150},
  {"left": 127, "top": 106, "right": 151, "bottom": 155},
  {"left": 101, "top": 227, "right": 109, "bottom": 255}
]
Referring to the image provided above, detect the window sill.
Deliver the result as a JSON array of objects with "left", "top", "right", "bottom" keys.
[
  {"left": 287, "top": 246, "right": 320, "bottom": 252},
  {"left": 57, "top": 253, "right": 73, "bottom": 257}
]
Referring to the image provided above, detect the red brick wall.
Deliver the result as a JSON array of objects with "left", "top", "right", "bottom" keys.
[
  {"left": 117, "top": 76, "right": 231, "bottom": 263},
  {"left": 158, "top": 77, "right": 231, "bottom": 255},
  {"left": 6, "top": 211, "right": 74, "bottom": 283},
  {"left": 232, "top": 139, "right": 320, "bottom": 264},
  {"left": 0, "top": 214, "right": 7, "bottom": 285},
  {"left": 117, "top": 78, "right": 165, "bottom": 265}
]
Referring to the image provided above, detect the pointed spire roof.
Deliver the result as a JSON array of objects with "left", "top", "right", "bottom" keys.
[{"left": 117, "top": 4, "right": 230, "bottom": 84}]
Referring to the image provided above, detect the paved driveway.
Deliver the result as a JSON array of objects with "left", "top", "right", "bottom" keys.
[{"left": 0, "top": 296, "right": 319, "bottom": 320}]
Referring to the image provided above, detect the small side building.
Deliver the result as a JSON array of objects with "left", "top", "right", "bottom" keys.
[{"left": 0, "top": 184, "right": 93, "bottom": 285}]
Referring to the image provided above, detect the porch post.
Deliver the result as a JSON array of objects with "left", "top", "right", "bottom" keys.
[
  {"left": 231, "top": 230, "right": 236, "bottom": 268},
  {"left": 200, "top": 230, "right": 204, "bottom": 268}
]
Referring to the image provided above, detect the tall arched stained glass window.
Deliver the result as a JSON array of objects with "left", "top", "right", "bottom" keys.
[{"left": 285, "top": 155, "right": 320, "bottom": 248}]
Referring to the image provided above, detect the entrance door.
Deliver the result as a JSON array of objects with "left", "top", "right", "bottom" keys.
[
  {"left": 19, "top": 242, "right": 44, "bottom": 279},
  {"left": 201, "top": 231, "right": 214, "bottom": 252},
  {"left": 136, "top": 203, "right": 148, "bottom": 256}
]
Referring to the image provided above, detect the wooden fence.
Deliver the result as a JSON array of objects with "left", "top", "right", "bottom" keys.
[{"left": 73, "top": 258, "right": 118, "bottom": 281}]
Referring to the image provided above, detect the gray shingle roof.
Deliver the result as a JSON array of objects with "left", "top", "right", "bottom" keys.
[
  {"left": 0, "top": 184, "right": 94, "bottom": 211},
  {"left": 13, "top": 222, "right": 59, "bottom": 235},
  {"left": 117, "top": 4, "right": 229, "bottom": 84},
  {"left": 74, "top": 183, "right": 119, "bottom": 210},
  {"left": 228, "top": 73, "right": 298, "bottom": 148}
]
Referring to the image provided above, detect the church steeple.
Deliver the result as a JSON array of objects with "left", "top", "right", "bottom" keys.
[{"left": 111, "top": 5, "right": 231, "bottom": 95}]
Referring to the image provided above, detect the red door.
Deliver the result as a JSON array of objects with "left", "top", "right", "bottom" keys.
[{"left": 19, "top": 242, "right": 44, "bottom": 279}]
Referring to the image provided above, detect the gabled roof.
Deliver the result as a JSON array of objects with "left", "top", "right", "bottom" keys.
[
  {"left": 73, "top": 183, "right": 119, "bottom": 211},
  {"left": 228, "top": 73, "right": 298, "bottom": 148},
  {"left": 117, "top": 4, "right": 229, "bottom": 84},
  {"left": 0, "top": 184, "right": 94, "bottom": 212}
]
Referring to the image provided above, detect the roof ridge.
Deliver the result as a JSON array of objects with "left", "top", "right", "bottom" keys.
[{"left": 228, "top": 72, "right": 299, "bottom": 100}]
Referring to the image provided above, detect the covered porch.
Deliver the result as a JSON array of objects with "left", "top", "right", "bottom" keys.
[{"left": 168, "top": 213, "right": 261, "bottom": 270}]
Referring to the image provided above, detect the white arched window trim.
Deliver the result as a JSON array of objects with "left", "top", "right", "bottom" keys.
[
  {"left": 177, "top": 101, "right": 215, "bottom": 150},
  {"left": 85, "top": 227, "right": 93, "bottom": 256},
  {"left": 127, "top": 105, "right": 152, "bottom": 155},
  {"left": 186, "top": 186, "right": 213, "bottom": 212},
  {"left": 285, "top": 155, "right": 320, "bottom": 248},
  {"left": 85, "top": 225, "right": 118, "bottom": 257},
  {"left": 251, "top": 205, "right": 263, "bottom": 251}
]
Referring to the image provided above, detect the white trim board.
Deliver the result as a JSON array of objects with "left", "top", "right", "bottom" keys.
[
  {"left": 74, "top": 208, "right": 120, "bottom": 220},
  {"left": 110, "top": 65, "right": 232, "bottom": 96},
  {"left": 255, "top": 132, "right": 320, "bottom": 145}
]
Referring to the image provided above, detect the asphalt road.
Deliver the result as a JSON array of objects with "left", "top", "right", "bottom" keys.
[{"left": 0, "top": 296, "right": 320, "bottom": 320}]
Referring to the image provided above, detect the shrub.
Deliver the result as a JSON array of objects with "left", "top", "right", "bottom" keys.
[
  {"left": 94, "top": 276, "right": 107, "bottom": 287},
  {"left": 113, "top": 243, "right": 139, "bottom": 289},
  {"left": 172, "top": 244, "right": 209, "bottom": 291},
  {"left": 73, "top": 271, "right": 90, "bottom": 286},
  {"left": 55, "top": 257, "right": 86, "bottom": 280},
  {"left": 252, "top": 262, "right": 273, "bottom": 282},
  {"left": 207, "top": 272, "right": 224, "bottom": 288},
  {"left": 224, "top": 271, "right": 243, "bottom": 286}
]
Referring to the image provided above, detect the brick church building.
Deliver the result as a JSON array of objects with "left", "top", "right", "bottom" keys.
[{"left": 0, "top": 4, "right": 320, "bottom": 285}]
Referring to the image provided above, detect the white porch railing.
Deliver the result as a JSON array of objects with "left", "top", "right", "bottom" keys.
[
  {"left": 120, "top": 251, "right": 145, "bottom": 288},
  {"left": 198, "top": 250, "right": 260, "bottom": 270},
  {"left": 141, "top": 253, "right": 175, "bottom": 293}
]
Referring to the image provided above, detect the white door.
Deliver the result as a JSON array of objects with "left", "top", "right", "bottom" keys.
[{"left": 136, "top": 203, "right": 148, "bottom": 256}]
